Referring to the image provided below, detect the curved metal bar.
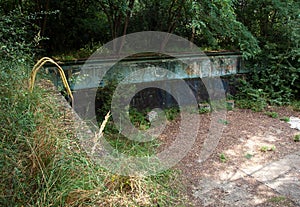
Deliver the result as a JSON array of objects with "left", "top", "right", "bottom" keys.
[{"left": 29, "top": 57, "right": 74, "bottom": 105}]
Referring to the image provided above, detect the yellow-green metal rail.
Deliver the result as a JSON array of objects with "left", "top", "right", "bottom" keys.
[{"left": 29, "top": 57, "right": 74, "bottom": 105}]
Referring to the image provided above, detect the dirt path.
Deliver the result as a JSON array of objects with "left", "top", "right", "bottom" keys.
[{"left": 161, "top": 107, "right": 300, "bottom": 206}]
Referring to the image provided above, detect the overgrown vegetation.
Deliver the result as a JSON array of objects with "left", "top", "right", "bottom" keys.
[
  {"left": 0, "top": 11, "right": 187, "bottom": 206},
  {"left": 234, "top": 0, "right": 300, "bottom": 106},
  {"left": 2, "top": 1, "right": 298, "bottom": 109},
  {"left": 1, "top": 1, "right": 300, "bottom": 205},
  {"left": 1, "top": 0, "right": 262, "bottom": 57}
]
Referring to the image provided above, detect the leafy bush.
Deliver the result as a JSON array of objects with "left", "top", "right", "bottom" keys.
[
  {"left": 248, "top": 63, "right": 298, "bottom": 105},
  {"left": 0, "top": 9, "right": 37, "bottom": 61},
  {"left": 235, "top": 0, "right": 300, "bottom": 105},
  {"left": 234, "top": 79, "right": 267, "bottom": 111},
  {"left": 291, "top": 101, "right": 300, "bottom": 112}
]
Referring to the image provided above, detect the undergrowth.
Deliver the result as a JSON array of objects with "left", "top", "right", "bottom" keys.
[
  {"left": 0, "top": 9, "right": 188, "bottom": 203},
  {"left": 234, "top": 78, "right": 300, "bottom": 112},
  {"left": 0, "top": 61, "right": 187, "bottom": 206}
]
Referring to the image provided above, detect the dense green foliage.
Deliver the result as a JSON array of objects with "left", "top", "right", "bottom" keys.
[
  {"left": 0, "top": 10, "right": 36, "bottom": 60},
  {"left": 235, "top": 0, "right": 300, "bottom": 105},
  {"left": 2, "top": 1, "right": 298, "bottom": 105},
  {"left": 0, "top": 0, "right": 261, "bottom": 56}
]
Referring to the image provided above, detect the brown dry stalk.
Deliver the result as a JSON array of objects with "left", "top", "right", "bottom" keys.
[{"left": 91, "top": 111, "right": 111, "bottom": 155}]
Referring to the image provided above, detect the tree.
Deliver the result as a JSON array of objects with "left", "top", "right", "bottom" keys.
[
  {"left": 96, "top": 0, "right": 135, "bottom": 52},
  {"left": 182, "top": 0, "right": 260, "bottom": 57},
  {"left": 0, "top": 9, "right": 37, "bottom": 60},
  {"left": 40, "top": 0, "right": 108, "bottom": 54},
  {"left": 129, "top": 0, "right": 259, "bottom": 56},
  {"left": 235, "top": 0, "right": 300, "bottom": 103}
]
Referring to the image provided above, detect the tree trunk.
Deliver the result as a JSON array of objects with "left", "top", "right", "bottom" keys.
[
  {"left": 118, "top": 0, "right": 135, "bottom": 54},
  {"left": 41, "top": 0, "right": 50, "bottom": 37}
]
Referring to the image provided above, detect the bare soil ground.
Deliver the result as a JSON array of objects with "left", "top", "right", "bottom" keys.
[{"left": 158, "top": 107, "right": 300, "bottom": 206}]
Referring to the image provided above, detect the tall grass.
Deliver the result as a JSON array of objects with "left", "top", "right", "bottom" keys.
[{"left": 0, "top": 60, "right": 188, "bottom": 206}]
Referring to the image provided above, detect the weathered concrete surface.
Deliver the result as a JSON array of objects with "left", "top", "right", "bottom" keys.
[
  {"left": 246, "top": 152, "right": 300, "bottom": 205},
  {"left": 193, "top": 151, "right": 300, "bottom": 206}
]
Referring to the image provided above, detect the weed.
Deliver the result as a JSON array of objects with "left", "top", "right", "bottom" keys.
[
  {"left": 199, "top": 107, "right": 211, "bottom": 114},
  {"left": 226, "top": 100, "right": 235, "bottom": 110},
  {"left": 245, "top": 153, "right": 253, "bottom": 159},
  {"left": 128, "top": 107, "right": 179, "bottom": 129},
  {"left": 218, "top": 119, "right": 229, "bottom": 125},
  {"left": 106, "top": 133, "right": 160, "bottom": 157},
  {"left": 235, "top": 80, "right": 267, "bottom": 112},
  {"left": 268, "top": 196, "right": 287, "bottom": 203},
  {"left": 129, "top": 107, "right": 151, "bottom": 130},
  {"left": 264, "top": 111, "right": 279, "bottom": 118},
  {"left": 280, "top": 116, "right": 290, "bottom": 122},
  {"left": 198, "top": 103, "right": 211, "bottom": 114},
  {"left": 210, "top": 99, "right": 227, "bottom": 111},
  {"left": 260, "top": 145, "right": 276, "bottom": 152},
  {"left": 220, "top": 153, "right": 228, "bottom": 163},
  {"left": 260, "top": 146, "right": 269, "bottom": 152},
  {"left": 294, "top": 134, "right": 300, "bottom": 142},
  {"left": 235, "top": 99, "right": 267, "bottom": 112},
  {"left": 164, "top": 107, "right": 180, "bottom": 121},
  {"left": 105, "top": 174, "right": 144, "bottom": 192}
]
